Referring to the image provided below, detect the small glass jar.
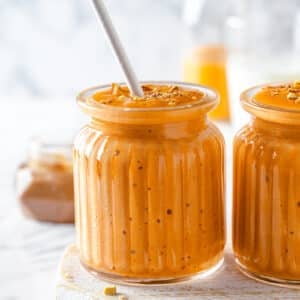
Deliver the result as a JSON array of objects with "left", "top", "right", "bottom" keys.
[
  {"left": 233, "top": 83, "right": 300, "bottom": 286},
  {"left": 16, "top": 139, "right": 74, "bottom": 223},
  {"left": 74, "top": 81, "right": 226, "bottom": 284}
]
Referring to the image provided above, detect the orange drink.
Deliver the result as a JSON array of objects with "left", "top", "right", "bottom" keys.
[
  {"left": 233, "top": 81, "right": 300, "bottom": 286},
  {"left": 183, "top": 46, "right": 230, "bottom": 121},
  {"left": 74, "top": 82, "right": 226, "bottom": 284}
]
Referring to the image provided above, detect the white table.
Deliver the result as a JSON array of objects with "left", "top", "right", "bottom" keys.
[{"left": 0, "top": 100, "right": 79, "bottom": 300}]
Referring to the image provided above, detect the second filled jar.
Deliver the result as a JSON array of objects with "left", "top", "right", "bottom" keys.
[
  {"left": 74, "top": 81, "right": 225, "bottom": 284},
  {"left": 233, "top": 81, "right": 300, "bottom": 286}
]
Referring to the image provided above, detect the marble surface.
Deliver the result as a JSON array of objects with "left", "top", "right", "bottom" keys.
[
  {"left": 0, "top": 207, "right": 74, "bottom": 300},
  {"left": 0, "top": 100, "right": 78, "bottom": 300}
]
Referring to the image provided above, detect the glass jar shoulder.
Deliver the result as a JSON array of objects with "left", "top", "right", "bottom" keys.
[
  {"left": 194, "top": 122, "right": 225, "bottom": 159},
  {"left": 74, "top": 122, "right": 224, "bottom": 144},
  {"left": 234, "top": 122, "right": 300, "bottom": 176},
  {"left": 204, "top": 122, "right": 225, "bottom": 146},
  {"left": 234, "top": 122, "right": 300, "bottom": 151},
  {"left": 73, "top": 122, "right": 224, "bottom": 168}
]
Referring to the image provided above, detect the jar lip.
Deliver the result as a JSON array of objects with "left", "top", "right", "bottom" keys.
[
  {"left": 240, "top": 81, "right": 300, "bottom": 125},
  {"left": 77, "top": 81, "right": 219, "bottom": 113}
]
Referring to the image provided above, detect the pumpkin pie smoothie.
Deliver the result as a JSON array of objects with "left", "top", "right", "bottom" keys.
[
  {"left": 74, "top": 82, "right": 225, "bottom": 283},
  {"left": 233, "top": 81, "right": 300, "bottom": 285}
]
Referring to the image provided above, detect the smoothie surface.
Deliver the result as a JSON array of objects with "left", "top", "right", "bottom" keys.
[
  {"left": 92, "top": 84, "right": 204, "bottom": 108},
  {"left": 254, "top": 81, "right": 300, "bottom": 111}
]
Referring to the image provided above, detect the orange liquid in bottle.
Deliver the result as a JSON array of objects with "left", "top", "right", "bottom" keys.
[{"left": 183, "top": 46, "right": 230, "bottom": 121}]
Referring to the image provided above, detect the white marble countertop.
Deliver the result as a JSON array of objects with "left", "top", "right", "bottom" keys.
[
  {"left": 0, "top": 177, "right": 74, "bottom": 299},
  {"left": 0, "top": 100, "right": 78, "bottom": 300}
]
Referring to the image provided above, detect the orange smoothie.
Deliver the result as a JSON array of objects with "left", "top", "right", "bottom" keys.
[
  {"left": 233, "top": 81, "right": 300, "bottom": 285},
  {"left": 183, "top": 46, "right": 230, "bottom": 121},
  {"left": 74, "top": 82, "right": 225, "bottom": 283}
]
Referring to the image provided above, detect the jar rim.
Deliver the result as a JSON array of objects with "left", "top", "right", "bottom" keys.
[
  {"left": 77, "top": 81, "right": 218, "bottom": 111},
  {"left": 77, "top": 81, "right": 219, "bottom": 125},
  {"left": 240, "top": 81, "right": 300, "bottom": 125}
]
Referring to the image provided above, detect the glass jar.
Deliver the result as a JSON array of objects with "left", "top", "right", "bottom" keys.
[
  {"left": 16, "top": 139, "right": 74, "bottom": 223},
  {"left": 233, "top": 83, "right": 300, "bottom": 286},
  {"left": 74, "top": 81, "right": 225, "bottom": 284}
]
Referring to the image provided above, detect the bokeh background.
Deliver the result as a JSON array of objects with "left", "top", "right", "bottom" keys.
[
  {"left": 0, "top": 0, "right": 183, "bottom": 99},
  {"left": 0, "top": 0, "right": 300, "bottom": 299},
  {"left": 1, "top": 0, "right": 299, "bottom": 99}
]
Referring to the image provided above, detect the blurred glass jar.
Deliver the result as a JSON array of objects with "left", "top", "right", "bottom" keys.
[
  {"left": 182, "top": 0, "right": 231, "bottom": 121},
  {"left": 16, "top": 139, "right": 74, "bottom": 223}
]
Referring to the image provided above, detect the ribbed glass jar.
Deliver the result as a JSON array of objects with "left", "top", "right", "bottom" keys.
[
  {"left": 233, "top": 83, "right": 300, "bottom": 287},
  {"left": 74, "top": 81, "right": 225, "bottom": 284}
]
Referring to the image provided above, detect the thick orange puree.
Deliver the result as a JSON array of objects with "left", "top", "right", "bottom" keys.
[
  {"left": 92, "top": 84, "right": 204, "bottom": 108},
  {"left": 233, "top": 81, "right": 300, "bottom": 284},
  {"left": 254, "top": 81, "right": 300, "bottom": 110},
  {"left": 74, "top": 83, "right": 225, "bottom": 282}
]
